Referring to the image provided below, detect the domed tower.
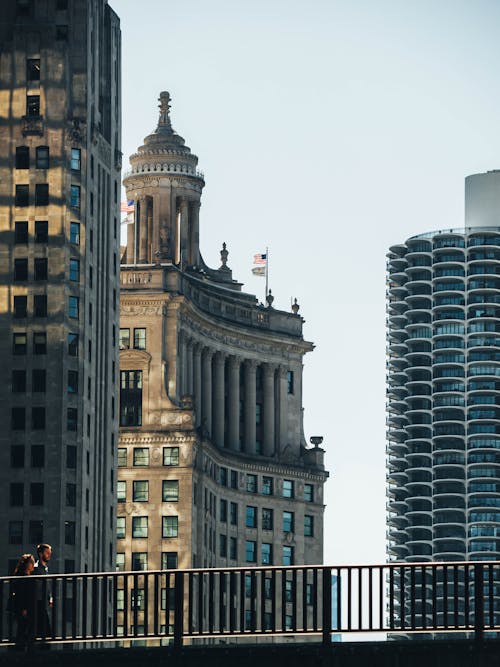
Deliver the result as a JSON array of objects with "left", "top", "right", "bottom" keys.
[{"left": 123, "top": 92, "right": 204, "bottom": 267}]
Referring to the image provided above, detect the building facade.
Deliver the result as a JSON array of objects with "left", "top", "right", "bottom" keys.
[
  {"left": 387, "top": 171, "right": 500, "bottom": 568},
  {"left": 117, "top": 94, "right": 327, "bottom": 623},
  {"left": 0, "top": 0, "right": 121, "bottom": 574}
]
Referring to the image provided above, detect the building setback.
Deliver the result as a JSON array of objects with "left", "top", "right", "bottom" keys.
[
  {"left": 0, "top": 0, "right": 121, "bottom": 574},
  {"left": 117, "top": 93, "right": 328, "bottom": 623}
]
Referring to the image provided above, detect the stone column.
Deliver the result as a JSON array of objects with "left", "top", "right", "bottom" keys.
[
  {"left": 179, "top": 197, "right": 189, "bottom": 267},
  {"left": 186, "top": 339, "right": 194, "bottom": 396},
  {"left": 277, "top": 366, "right": 288, "bottom": 456},
  {"left": 126, "top": 211, "right": 135, "bottom": 264},
  {"left": 202, "top": 348, "right": 213, "bottom": 437},
  {"left": 193, "top": 344, "right": 202, "bottom": 427},
  {"left": 263, "top": 363, "right": 276, "bottom": 457},
  {"left": 178, "top": 332, "right": 187, "bottom": 398},
  {"left": 139, "top": 196, "right": 148, "bottom": 263},
  {"left": 213, "top": 352, "right": 226, "bottom": 448},
  {"left": 146, "top": 196, "right": 153, "bottom": 263},
  {"left": 228, "top": 356, "right": 241, "bottom": 451},
  {"left": 189, "top": 200, "right": 201, "bottom": 266},
  {"left": 244, "top": 359, "right": 257, "bottom": 455}
]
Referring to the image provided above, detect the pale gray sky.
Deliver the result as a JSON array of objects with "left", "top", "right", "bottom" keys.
[{"left": 114, "top": 0, "right": 500, "bottom": 565}]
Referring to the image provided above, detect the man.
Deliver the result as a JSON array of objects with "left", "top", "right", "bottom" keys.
[{"left": 33, "top": 544, "right": 53, "bottom": 644}]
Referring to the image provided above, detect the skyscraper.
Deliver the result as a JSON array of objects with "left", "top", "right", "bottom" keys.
[
  {"left": 387, "top": 171, "right": 500, "bottom": 564},
  {"left": 117, "top": 93, "right": 328, "bottom": 588},
  {"left": 0, "top": 0, "right": 121, "bottom": 574}
]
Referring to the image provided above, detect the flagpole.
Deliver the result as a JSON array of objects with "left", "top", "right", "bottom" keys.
[{"left": 265, "top": 246, "right": 269, "bottom": 303}]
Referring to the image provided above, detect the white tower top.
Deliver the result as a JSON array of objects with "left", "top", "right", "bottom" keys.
[{"left": 465, "top": 170, "right": 500, "bottom": 228}]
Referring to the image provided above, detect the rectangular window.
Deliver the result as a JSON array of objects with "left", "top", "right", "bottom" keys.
[
  {"left": 133, "top": 448, "right": 149, "bottom": 466},
  {"left": 35, "top": 184, "right": 49, "bottom": 206},
  {"left": 31, "top": 407, "right": 45, "bottom": 430},
  {"left": 161, "top": 552, "right": 178, "bottom": 569},
  {"left": 34, "top": 220, "right": 48, "bottom": 243},
  {"left": 68, "top": 370, "right": 78, "bottom": 394},
  {"left": 262, "top": 476, "right": 273, "bottom": 495},
  {"left": 68, "top": 333, "right": 78, "bottom": 356},
  {"left": 230, "top": 470, "right": 238, "bottom": 489},
  {"left": 56, "top": 25, "right": 68, "bottom": 40},
  {"left": 11, "top": 446, "right": 25, "bottom": 468},
  {"left": 283, "top": 480, "right": 294, "bottom": 498},
  {"left": 67, "top": 407, "right": 77, "bottom": 431},
  {"left": 246, "top": 474, "right": 257, "bottom": 493},
  {"left": 131, "top": 552, "right": 148, "bottom": 571},
  {"left": 116, "top": 517, "right": 125, "bottom": 539},
  {"left": 162, "top": 480, "right": 179, "bottom": 502},
  {"left": 133, "top": 480, "right": 149, "bottom": 502},
  {"left": 66, "top": 445, "right": 76, "bottom": 469},
  {"left": 163, "top": 446, "right": 179, "bottom": 466},
  {"left": 116, "top": 553, "right": 125, "bottom": 572},
  {"left": 31, "top": 445, "right": 44, "bottom": 468},
  {"left": 246, "top": 505, "right": 257, "bottom": 528},
  {"left": 65, "top": 483, "right": 76, "bottom": 506},
  {"left": 162, "top": 516, "right": 178, "bottom": 538},
  {"left": 262, "top": 508, "right": 273, "bottom": 531},
  {"left": 36, "top": 146, "right": 49, "bottom": 169},
  {"left": 120, "top": 370, "right": 143, "bottom": 427},
  {"left": 261, "top": 543, "right": 272, "bottom": 565},
  {"left": 9, "top": 521, "right": 23, "bottom": 545},
  {"left": 132, "top": 517, "right": 148, "bottom": 539},
  {"left": 34, "top": 257, "right": 48, "bottom": 280},
  {"left": 30, "top": 482, "right": 43, "bottom": 505},
  {"left": 14, "top": 221, "right": 28, "bottom": 243},
  {"left": 70, "top": 185, "right": 80, "bottom": 209},
  {"left": 32, "top": 369, "right": 46, "bottom": 392},
  {"left": 219, "top": 534, "right": 227, "bottom": 558},
  {"left": 69, "top": 296, "right": 79, "bottom": 318},
  {"left": 26, "top": 95, "right": 40, "bottom": 116},
  {"left": 71, "top": 148, "right": 81, "bottom": 171},
  {"left": 13, "top": 333, "right": 27, "bottom": 355},
  {"left": 26, "top": 58, "right": 40, "bottom": 81},
  {"left": 12, "top": 370, "right": 26, "bottom": 393},
  {"left": 230, "top": 502, "right": 238, "bottom": 526},
  {"left": 14, "top": 258, "right": 28, "bottom": 281},
  {"left": 219, "top": 499, "right": 227, "bottom": 522},
  {"left": 70, "top": 222, "right": 80, "bottom": 244},
  {"left": 283, "top": 511, "right": 294, "bottom": 533},
  {"left": 13, "top": 295, "right": 27, "bottom": 318},
  {"left": 119, "top": 328, "right": 130, "bottom": 350},
  {"left": 69, "top": 258, "right": 79, "bottom": 282},
  {"left": 304, "top": 515, "right": 314, "bottom": 537},
  {"left": 283, "top": 546, "right": 294, "bottom": 567},
  {"left": 10, "top": 483, "right": 24, "bottom": 506},
  {"left": 15, "top": 185, "right": 29, "bottom": 206},
  {"left": 245, "top": 540, "right": 256, "bottom": 563},
  {"left": 229, "top": 537, "right": 237, "bottom": 560},
  {"left": 33, "top": 295, "right": 47, "bottom": 317},
  {"left": 33, "top": 332, "right": 46, "bottom": 354},
  {"left": 15, "top": 146, "right": 29, "bottom": 169},
  {"left": 117, "top": 448, "right": 127, "bottom": 467},
  {"left": 133, "top": 328, "right": 146, "bottom": 350},
  {"left": 287, "top": 371, "right": 294, "bottom": 394},
  {"left": 219, "top": 467, "right": 227, "bottom": 486},
  {"left": 304, "top": 483, "right": 314, "bottom": 502},
  {"left": 161, "top": 588, "right": 175, "bottom": 612},
  {"left": 117, "top": 481, "right": 126, "bottom": 502},
  {"left": 29, "top": 520, "right": 44, "bottom": 545}
]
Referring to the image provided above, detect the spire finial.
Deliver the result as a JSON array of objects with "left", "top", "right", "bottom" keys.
[{"left": 157, "top": 91, "right": 173, "bottom": 132}]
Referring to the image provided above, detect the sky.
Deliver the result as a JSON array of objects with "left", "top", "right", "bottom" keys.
[{"left": 114, "top": 0, "right": 500, "bottom": 566}]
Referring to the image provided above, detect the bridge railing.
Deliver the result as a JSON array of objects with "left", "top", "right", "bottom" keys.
[{"left": 0, "top": 560, "right": 498, "bottom": 647}]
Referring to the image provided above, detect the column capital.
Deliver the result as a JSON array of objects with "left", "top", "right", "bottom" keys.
[
  {"left": 229, "top": 355, "right": 243, "bottom": 369},
  {"left": 180, "top": 197, "right": 190, "bottom": 210},
  {"left": 202, "top": 346, "right": 214, "bottom": 360},
  {"left": 193, "top": 342, "right": 202, "bottom": 357},
  {"left": 277, "top": 365, "right": 288, "bottom": 379},
  {"left": 263, "top": 362, "right": 277, "bottom": 375},
  {"left": 214, "top": 350, "right": 226, "bottom": 366},
  {"left": 244, "top": 358, "right": 259, "bottom": 370}
]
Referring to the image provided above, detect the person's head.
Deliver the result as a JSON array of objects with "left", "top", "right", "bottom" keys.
[
  {"left": 14, "top": 554, "right": 35, "bottom": 576},
  {"left": 36, "top": 543, "right": 52, "bottom": 564}
]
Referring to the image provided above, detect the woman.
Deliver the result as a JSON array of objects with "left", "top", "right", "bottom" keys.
[{"left": 10, "top": 554, "right": 36, "bottom": 649}]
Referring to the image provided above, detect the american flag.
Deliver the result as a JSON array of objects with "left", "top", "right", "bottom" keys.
[
  {"left": 253, "top": 252, "right": 267, "bottom": 265},
  {"left": 121, "top": 199, "right": 134, "bottom": 213}
]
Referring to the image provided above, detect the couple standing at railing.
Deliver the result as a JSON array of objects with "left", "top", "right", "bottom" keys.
[{"left": 7, "top": 543, "right": 53, "bottom": 651}]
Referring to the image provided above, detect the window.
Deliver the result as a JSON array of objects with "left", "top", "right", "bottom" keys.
[
  {"left": 15, "top": 146, "right": 29, "bottom": 169},
  {"left": 56, "top": 0, "right": 68, "bottom": 9},
  {"left": 283, "top": 480, "right": 294, "bottom": 498},
  {"left": 69, "top": 258, "right": 79, "bottom": 282},
  {"left": 66, "top": 446, "right": 76, "bottom": 469},
  {"left": 117, "top": 448, "right": 127, "bottom": 467},
  {"left": 32, "top": 407, "right": 45, "bottom": 429},
  {"left": 68, "top": 333, "right": 78, "bottom": 356},
  {"left": 287, "top": 371, "right": 294, "bottom": 394},
  {"left": 15, "top": 221, "right": 28, "bottom": 243},
  {"left": 162, "top": 516, "right": 178, "bottom": 538},
  {"left": 283, "top": 511, "right": 294, "bottom": 533},
  {"left": 15, "top": 185, "right": 29, "bottom": 206},
  {"left": 29, "top": 520, "right": 44, "bottom": 545},
  {"left": 229, "top": 537, "right": 237, "bottom": 560},
  {"left": 64, "top": 483, "right": 76, "bottom": 507},
  {"left": 230, "top": 502, "right": 238, "bottom": 526},
  {"left": 9, "top": 521, "right": 23, "bottom": 545},
  {"left": 246, "top": 506, "right": 257, "bottom": 528},
  {"left": 161, "top": 588, "right": 175, "bottom": 612},
  {"left": 31, "top": 445, "right": 44, "bottom": 468},
  {"left": 26, "top": 58, "right": 40, "bottom": 81},
  {"left": 69, "top": 296, "right": 79, "bottom": 319},
  {"left": 11, "top": 407, "right": 25, "bottom": 430},
  {"left": 220, "top": 499, "right": 227, "bottom": 522},
  {"left": 70, "top": 222, "right": 80, "bottom": 244},
  {"left": 13, "top": 295, "right": 27, "bottom": 318},
  {"left": 262, "top": 508, "right": 273, "bottom": 531},
  {"left": 304, "top": 515, "right": 314, "bottom": 537},
  {"left": 32, "top": 332, "right": 46, "bottom": 355},
  {"left": 34, "top": 257, "right": 48, "bottom": 280},
  {"left": 14, "top": 258, "right": 28, "bottom": 281},
  {"left": 246, "top": 474, "right": 257, "bottom": 493},
  {"left": 219, "top": 467, "right": 227, "bottom": 486},
  {"left": 13, "top": 333, "right": 27, "bottom": 355},
  {"left": 133, "top": 480, "right": 149, "bottom": 502},
  {"left": 132, "top": 517, "right": 148, "bottom": 539},
  {"left": 70, "top": 185, "right": 80, "bottom": 209},
  {"left": 134, "top": 328, "right": 146, "bottom": 350},
  {"left": 35, "top": 221, "right": 48, "bottom": 243},
  {"left": 32, "top": 369, "right": 46, "bottom": 392},
  {"left": 56, "top": 25, "right": 68, "bottom": 40},
  {"left": 131, "top": 552, "right": 148, "bottom": 570},
  {"left": 261, "top": 543, "right": 272, "bottom": 565},
  {"left": 35, "top": 184, "right": 49, "bottom": 206},
  {"left": 26, "top": 95, "right": 40, "bottom": 117},
  {"left": 120, "top": 370, "right": 142, "bottom": 427},
  {"left": 30, "top": 483, "right": 43, "bottom": 505},
  {"left": 163, "top": 447, "right": 179, "bottom": 466},
  {"left": 11, "top": 446, "right": 25, "bottom": 468},
  {"left": 219, "top": 534, "right": 227, "bottom": 558},
  {"left": 67, "top": 370, "right": 78, "bottom": 394},
  {"left": 119, "top": 328, "right": 130, "bottom": 349},
  {"left": 283, "top": 546, "right": 294, "bottom": 566},
  {"left": 262, "top": 476, "right": 273, "bottom": 495},
  {"left": 304, "top": 484, "right": 314, "bottom": 502},
  {"left": 162, "top": 552, "right": 178, "bottom": 569},
  {"left": 245, "top": 540, "right": 256, "bottom": 563},
  {"left": 67, "top": 407, "right": 77, "bottom": 431},
  {"left": 116, "top": 553, "right": 125, "bottom": 572},
  {"left": 116, "top": 517, "right": 125, "bottom": 539},
  {"left": 10, "top": 483, "right": 23, "bottom": 506},
  {"left": 12, "top": 370, "right": 26, "bottom": 392},
  {"left": 36, "top": 146, "right": 49, "bottom": 169},
  {"left": 71, "top": 148, "right": 81, "bottom": 171},
  {"left": 117, "top": 481, "right": 126, "bottom": 502},
  {"left": 33, "top": 295, "right": 47, "bottom": 317},
  {"left": 162, "top": 480, "right": 179, "bottom": 502},
  {"left": 231, "top": 470, "right": 238, "bottom": 489}
]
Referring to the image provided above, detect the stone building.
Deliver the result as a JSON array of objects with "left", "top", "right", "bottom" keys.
[
  {"left": 0, "top": 0, "right": 121, "bottom": 574},
  {"left": 118, "top": 93, "right": 327, "bottom": 601}
]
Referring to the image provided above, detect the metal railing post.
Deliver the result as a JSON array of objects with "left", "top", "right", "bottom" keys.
[
  {"left": 322, "top": 567, "right": 332, "bottom": 645},
  {"left": 474, "top": 563, "right": 484, "bottom": 641},
  {"left": 173, "top": 570, "right": 184, "bottom": 648}
]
